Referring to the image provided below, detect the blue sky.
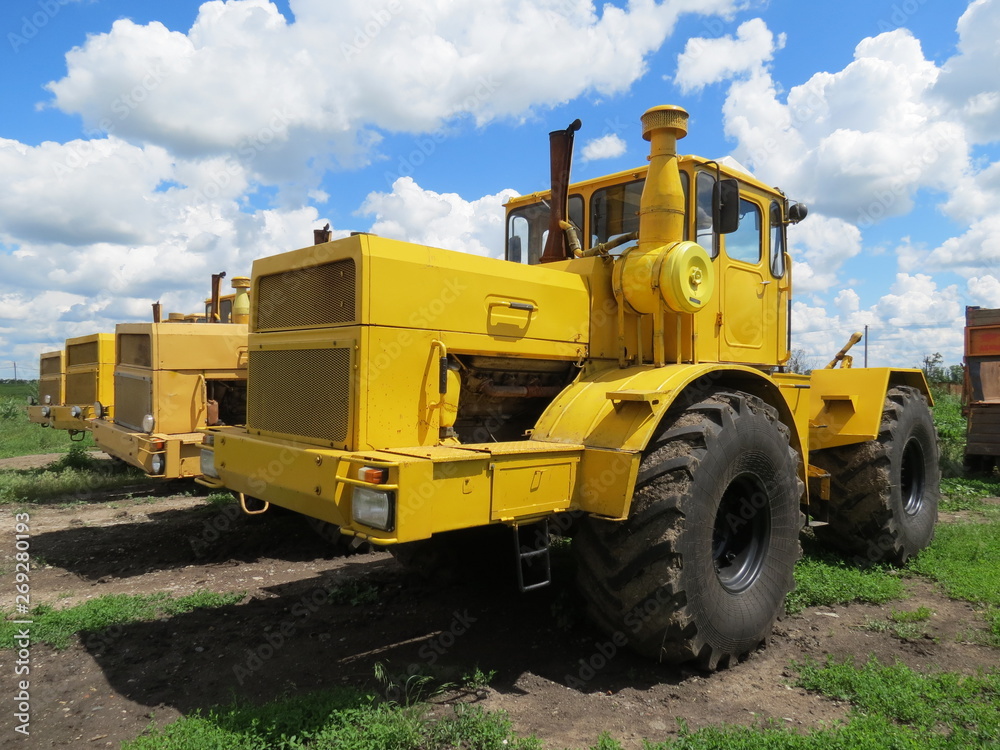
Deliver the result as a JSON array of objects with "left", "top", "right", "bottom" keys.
[{"left": 2, "top": 0, "right": 999, "bottom": 377}]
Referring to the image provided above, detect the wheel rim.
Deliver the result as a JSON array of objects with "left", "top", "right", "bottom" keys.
[
  {"left": 712, "top": 474, "right": 771, "bottom": 594},
  {"left": 900, "top": 437, "right": 926, "bottom": 516}
]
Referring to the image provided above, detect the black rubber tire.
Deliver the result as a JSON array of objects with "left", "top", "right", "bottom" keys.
[
  {"left": 810, "top": 386, "right": 939, "bottom": 565},
  {"left": 574, "top": 389, "right": 803, "bottom": 670}
]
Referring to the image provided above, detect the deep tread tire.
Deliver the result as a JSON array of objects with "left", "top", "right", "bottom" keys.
[
  {"left": 574, "top": 389, "right": 803, "bottom": 670},
  {"left": 810, "top": 385, "right": 939, "bottom": 565}
]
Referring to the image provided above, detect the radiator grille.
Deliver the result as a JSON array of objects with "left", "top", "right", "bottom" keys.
[
  {"left": 114, "top": 374, "right": 152, "bottom": 431},
  {"left": 40, "top": 355, "right": 62, "bottom": 377},
  {"left": 247, "top": 347, "right": 352, "bottom": 444},
  {"left": 67, "top": 341, "right": 99, "bottom": 366},
  {"left": 256, "top": 259, "right": 357, "bottom": 330},
  {"left": 65, "top": 371, "right": 98, "bottom": 405},
  {"left": 119, "top": 334, "right": 152, "bottom": 367},
  {"left": 39, "top": 377, "right": 62, "bottom": 404}
]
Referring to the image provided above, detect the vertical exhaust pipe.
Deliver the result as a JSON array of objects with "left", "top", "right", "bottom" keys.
[
  {"left": 151, "top": 302, "right": 162, "bottom": 323},
  {"left": 314, "top": 223, "right": 332, "bottom": 245},
  {"left": 539, "top": 119, "right": 582, "bottom": 263},
  {"left": 210, "top": 272, "right": 226, "bottom": 323}
]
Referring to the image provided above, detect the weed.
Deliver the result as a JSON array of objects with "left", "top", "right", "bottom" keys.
[
  {"left": 461, "top": 666, "right": 496, "bottom": 690},
  {"left": 373, "top": 661, "right": 453, "bottom": 707},
  {"left": 0, "top": 454, "right": 146, "bottom": 504},
  {"left": 910, "top": 519, "right": 1000, "bottom": 645},
  {"left": 0, "top": 591, "right": 244, "bottom": 650},
  {"left": 786, "top": 544, "right": 905, "bottom": 615},
  {"left": 327, "top": 579, "right": 380, "bottom": 606},
  {"left": 122, "top": 688, "right": 540, "bottom": 750}
]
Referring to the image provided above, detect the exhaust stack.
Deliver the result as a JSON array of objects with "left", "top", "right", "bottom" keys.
[{"left": 539, "top": 119, "right": 582, "bottom": 263}]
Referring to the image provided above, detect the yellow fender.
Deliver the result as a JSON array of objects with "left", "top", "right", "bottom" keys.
[
  {"left": 532, "top": 362, "right": 806, "bottom": 519},
  {"left": 808, "top": 367, "right": 932, "bottom": 452}
]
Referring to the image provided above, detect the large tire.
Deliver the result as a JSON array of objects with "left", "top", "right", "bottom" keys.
[
  {"left": 574, "top": 389, "right": 803, "bottom": 670},
  {"left": 810, "top": 385, "right": 939, "bottom": 565}
]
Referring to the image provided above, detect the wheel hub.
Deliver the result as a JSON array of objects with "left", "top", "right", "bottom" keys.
[
  {"left": 900, "top": 437, "right": 926, "bottom": 516},
  {"left": 712, "top": 474, "right": 771, "bottom": 594}
]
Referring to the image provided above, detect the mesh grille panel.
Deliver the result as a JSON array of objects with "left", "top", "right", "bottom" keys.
[
  {"left": 66, "top": 371, "right": 98, "bottom": 404},
  {"left": 247, "top": 348, "right": 352, "bottom": 444},
  {"left": 40, "top": 355, "right": 62, "bottom": 377},
  {"left": 119, "top": 334, "right": 152, "bottom": 367},
  {"left": 67, "top": 341, "right": 99, "bottom": 366},
  {"left": 39, "top": 377, "right": 62, "bottom": 404},
  {"left": 256, "top": 259, "right": 356, "bottom": 330},
  {"left": 114, "top": 375, "right": 152, "bottom": 431}
]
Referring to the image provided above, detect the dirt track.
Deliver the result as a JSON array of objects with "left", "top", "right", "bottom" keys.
[{"left": 1, "top": 479, "right": 999, "bottom": 748}]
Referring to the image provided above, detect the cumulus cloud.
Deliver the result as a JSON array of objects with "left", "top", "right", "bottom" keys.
[
  {"left": 358, "top": 177, "right": 518, "bottom": 259},
  {"left": 674, "top": 18, "right": 785, "bottom": 93},
  {"left": 45, "top": 0, "right": 741, "bottom": 182},
  {"left": 580, "top": 134, "right": 627, "bottom": 162}
]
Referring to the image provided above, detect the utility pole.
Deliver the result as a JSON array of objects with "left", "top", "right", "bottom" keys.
[{"left": 11, "top": 361, "right": 15, "bottom": 382}]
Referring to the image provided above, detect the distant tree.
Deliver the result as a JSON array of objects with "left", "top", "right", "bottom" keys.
[
  {"left": 947, "top": 364, "right": 964, "bottom": 384},
  {"left": 786, "top": 348, "right": 811, "bottom": 375},
  {"left": 921, "top": 352, "right": 945, "bottom": 382}
]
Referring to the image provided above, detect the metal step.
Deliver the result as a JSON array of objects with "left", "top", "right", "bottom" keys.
[{"left": 513, "top": 520, "right": 551, "bottom": 592}]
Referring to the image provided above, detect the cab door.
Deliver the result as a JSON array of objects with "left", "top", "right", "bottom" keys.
[{"left": 718, "top": 195, "right": 779, "bottom": 365}]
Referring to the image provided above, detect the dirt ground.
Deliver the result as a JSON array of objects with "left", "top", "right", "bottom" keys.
[{"left": 1, "top": 458, "right": 998, "bottom": 749}]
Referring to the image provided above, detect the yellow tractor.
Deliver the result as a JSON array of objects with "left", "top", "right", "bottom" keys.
[
  {"left": 91, "top": 274, "right": 250, "bottom": 479},
  {"left": 28, "top": 334, "right": 115, "bottom": 436},
  {"left": 200, "top": 105, "right": 939, "bottom": 669}
]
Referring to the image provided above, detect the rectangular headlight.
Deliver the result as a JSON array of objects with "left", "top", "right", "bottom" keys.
[
  {"left": 352, "top": 486, "right": 394, "bottom": 531},
  {"left": 200, "top": 448, "right": 219, "bottom": 479}
]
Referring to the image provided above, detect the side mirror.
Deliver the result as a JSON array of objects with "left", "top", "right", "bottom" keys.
[
  {"left": 507, "top": 236, "right": 522, "bottom": 263},
  {"left": 712, "top": 179, "right": 740, "bottom": 235},
  {"left": 788, "top": 203, "right": 808, "bottom": 224}
]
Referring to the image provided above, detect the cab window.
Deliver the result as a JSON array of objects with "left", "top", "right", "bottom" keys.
[
  {"left": 695, "top": 171, "right": 718, "bottom": 257},
  {"left": 591, "top": 180, "right": 643, "bottom": 250},
  {"left": 507, "top": 194, "right": 584, "bottom": 264},
  {"left": 770, "top": 201, "right": 786, "bottom": 278},
  {"left": 724, "top": 199, "right": 761, "bottom": 264}
]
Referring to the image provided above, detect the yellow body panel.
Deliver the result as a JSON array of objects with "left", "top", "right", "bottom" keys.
[
  {"left": 30, "top": 336, "right": 115, "bottom": 432},
  {"left": 93, "top": 321, "right": 248, "bottom": 478},
  {"left": 91, "top": 419, "right": 202, "bottom": 478},
  {"left": 809, "top": 367, "right": 931, "bottom": 451}
]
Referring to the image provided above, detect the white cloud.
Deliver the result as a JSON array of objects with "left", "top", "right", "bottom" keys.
[
  {"left": 791, "top": 273, "right": 964, "bottom": 369},
  {"left": 580, "top": 134, "right": 626, "bottom": 162},
  {"left": 674, "top": 18, "right": 785, "bottom": 93},
  {"left": 358, "top": 177, "right": 518, "bottom": 259},
  {"left": 933, "top": 0, "right": 1000, "bottom": 144},
  {"left": 45, "top": 0, "right": 741, "bottom": 183}
]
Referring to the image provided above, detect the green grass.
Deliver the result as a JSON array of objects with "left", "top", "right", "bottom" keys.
[
  {"left": 932, "top": 388, "right": 966, "bottom": 477},
  {"left": 587, "top": 657, "right": 999, "bottom": 749},
  {"left": 0, "top": 591, "right": 245, "bottom": 649},
  {"left": 0, "top": 444, "right": 147, "bottom": 504},
  {"left": 122, "top": 689, "right": 541, "bottom": 750},
  {"left": 0, "top": 388, "right": 96, "bottom": 459},
  {"left": 910, "top": 519, "right": 1000, "bottom": 644},
  {"left": 786, "top": 545, "right": 905, "bottom": 614}
]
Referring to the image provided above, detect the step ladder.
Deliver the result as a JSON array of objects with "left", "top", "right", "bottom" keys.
[{"left": 513, "top": 520, "right": 551, "bottom": 592}]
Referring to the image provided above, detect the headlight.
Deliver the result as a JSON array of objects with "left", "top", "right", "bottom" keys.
[
  {"left": 41, "top": 406, "right": 51, "bottom": 418},
  {"left": 142, "top": 414, "right": 156, "bottom": 433},
  {"left": 200, "top": 448, "right": 219, "bottom": 478},
  {"left": 352, "top": 486, "right": 394, "bottom": 531},
  {"left": 150, "top": 453, "right": 165, "bottom": 475},
  {"left": 93, "top": 401, "right": 104, "bottom": 419},
  {"left": 70, "top": 406, "right": 82, "bottom": 418}
]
